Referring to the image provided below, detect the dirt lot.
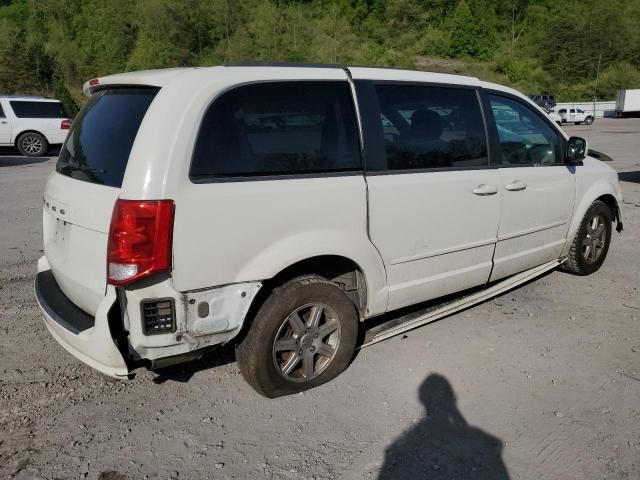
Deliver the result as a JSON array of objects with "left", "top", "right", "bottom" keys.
[{"left": 1, "top": 119, "right": 639, "bottom": 480}]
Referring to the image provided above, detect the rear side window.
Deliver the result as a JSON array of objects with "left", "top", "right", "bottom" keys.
[
  {"left": 10, "top": 101, "right": 66, "bottom": 118},
  {"left": 56, "top": 88, "right": 158, "bottom": 187},
  {"left": 190, "top": 81, "right": 361, "bottom": 180},
  {"left": 372, "top": 84, "right": 488, "bottom": 171},
  {"left": 0, "top": 104, "right": 4, "bottom": 118}
]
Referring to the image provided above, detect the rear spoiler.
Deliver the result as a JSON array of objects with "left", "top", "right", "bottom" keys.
[
  {"left": 82, "top": 68, "right": 193, "bottom": 97},
  {"left": 82, "top": 78, "right": 101, "bottom": 96}
]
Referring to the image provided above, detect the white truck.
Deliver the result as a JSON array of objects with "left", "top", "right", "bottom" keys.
[
  {"left": 546, "top": 108, "right": 562, "bottom": 126},
  {"left": 615, "top": 89, "right": 640, "bottom": 116},
  {"left": 557, "top": 107, "right": 594, "bottom": 125}
]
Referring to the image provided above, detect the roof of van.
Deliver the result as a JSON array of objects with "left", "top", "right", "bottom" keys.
[
  {"left": 82, "top": 64, "right": 485, "bottom": 96},
  {"left": 0, "top": 95, "right": 60, "bottom": 102}
]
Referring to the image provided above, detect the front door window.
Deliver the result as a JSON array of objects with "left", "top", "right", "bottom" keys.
[{"left": 489, "top": 95, "right": 561, "bottom": 166}]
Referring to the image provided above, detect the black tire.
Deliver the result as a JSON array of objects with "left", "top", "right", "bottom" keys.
[
  {"left": 574, "top": 122, "right": 581, "bottom": 125},
  {"left": 236, "top": 275, "right": 359, "bottom": 398},
  {"left": 585, "top": 116, "right": 594, "bottom": 125},
  {"left": 17, "top": 132, "right": 48, "bottom": 157},
  {"left": 561, "top": 200, "right": 612, "bottom": 275}
]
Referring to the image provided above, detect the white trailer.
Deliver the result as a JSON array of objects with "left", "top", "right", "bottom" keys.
[{"left": 615, "top": 89, "right": 640, "bottom": 116}]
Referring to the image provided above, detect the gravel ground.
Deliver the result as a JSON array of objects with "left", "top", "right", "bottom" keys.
[{"left": 1, "top": 119, "right": 639, "bottom": 480}]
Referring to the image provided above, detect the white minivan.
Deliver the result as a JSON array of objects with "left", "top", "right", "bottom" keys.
[
  {"left": 35, "top": 65, "right": 623, "bottom": 397},
  {"left": 0, "top": 96, "right": 71, "bottom": 156}
]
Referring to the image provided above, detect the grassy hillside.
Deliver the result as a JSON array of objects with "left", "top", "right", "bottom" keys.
[{"left": 1, "top": 0, "right": 639, "bottom": 112}]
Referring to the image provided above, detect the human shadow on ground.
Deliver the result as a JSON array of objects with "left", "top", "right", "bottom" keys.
[
  {"left": 619, "top": 171, "right": 640, "bottom": 184},
  {"left": 378, "top": 374, "right": 510, "bottom": 480}
]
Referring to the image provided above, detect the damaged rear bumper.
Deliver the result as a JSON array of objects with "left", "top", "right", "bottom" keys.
[
  {"left": 35, "top": 258, "right": 129, "bottom": 378},
  {"left": 35, "top": 256, "right": 262, "bottom": 378}
]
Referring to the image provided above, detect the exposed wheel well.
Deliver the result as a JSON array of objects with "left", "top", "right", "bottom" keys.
[
  {"left": 596, "top": 194, "right": 622, "bottom": 230},
  {"left": 234, "top": 256, "right": 368, "bottom": 346},
  {"left": 269, "top": 256, "right": 367, "bottom": 315},
  {"left": 245, "top": 255, "right": 367, "bottom": 328}
]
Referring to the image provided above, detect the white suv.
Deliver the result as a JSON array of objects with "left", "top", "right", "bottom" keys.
[
  {"left": 0, "top": 96, "right": 71, "bottom": 157},
  {"left": 35, "top": 65, "right": 623, "bottom": 397}
]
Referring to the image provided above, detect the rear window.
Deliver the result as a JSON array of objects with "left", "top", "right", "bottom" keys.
[
  {"left": 10, "top": 101, "right": 66, "bottom": 118},
  {"left": 190, "top": 81, "right": 361, "bottom": 180},
  {"left": 56, "top": 88, "right": 158, "bottom": 187}
]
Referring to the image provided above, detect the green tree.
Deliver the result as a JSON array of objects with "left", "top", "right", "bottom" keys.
[
  {"left": 449, "top": 0, "right": 483, "bottom": 59},
  {"left": 1, "top": 0, "right": 640, "bottom": 107}
]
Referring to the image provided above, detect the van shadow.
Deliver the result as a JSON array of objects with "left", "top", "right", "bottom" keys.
[
  {"left": 151, "top": 344, "right": 237, "bottom": 384},
  {"left": 378, "top": 374, "right": 510, "bottom": 480},
  {"left": 153, "top": 267, "right": 557, "bottom": 385},
  {"left": 618, "top": 170, "right": 640, "bottom": 184},
  {"left": 0, "top": 146, "right": 60, "bottom": 167},
  {"left": 0, "top": 155, "right": 50, "bottom": 167}
]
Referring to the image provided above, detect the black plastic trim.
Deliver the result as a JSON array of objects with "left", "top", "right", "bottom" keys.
[
  {"left": 371, "top": 80, "right": 479, "bottom": 90},
  {"left": 35, "top": 270, "right": 95, "bottom": 334},
  {"left": 588, "top": 149, "right": 613, "bottom": 162},
  {"left": 364, "top": 165, "right": 498, "bottom": 176},
  {"left": 224, "top": 61, "right": 435, "bottom": 73},
  {"left": 190, "top": 169, "right": 363, "bottom": 184},
  {"left": 140, "top": 298, "right": 176, "bottom": 336}
]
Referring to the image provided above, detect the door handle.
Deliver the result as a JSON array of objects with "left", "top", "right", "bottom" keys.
[
  {"left": 0, "top": 121, "right": 7, "bottom": 124},
  {"left": 505, "top": 180, "right": 527, "bottom": 191},
  {"left": 472, "top": 184, "right": 498, "bottom": 196}
]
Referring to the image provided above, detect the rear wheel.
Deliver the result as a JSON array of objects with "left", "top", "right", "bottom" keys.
[
  {"left": 236, "top": 275, "right": 358, "bottom": 398},
  {"left": 561, "top": 200, "right": 612, "bottom": 275},
  {"left": 17, "top": 132, "right": 48, "bottom": 157}
]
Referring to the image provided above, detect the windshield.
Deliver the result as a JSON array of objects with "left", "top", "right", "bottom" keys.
[{"left": 56, "top": 88, "right": 158, "bottom": 187}]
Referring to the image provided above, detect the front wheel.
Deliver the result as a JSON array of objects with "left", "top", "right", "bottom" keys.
[
  {"left": 561, "top": 200, "right": 612, "bottom": 275},
  {"left": 585, "top": 116, "right": 594, "bottom": 125},
  {"left": 17, "top": 132, "right": 48, "bottom": 157},
  {"left": 236, "top": 276, "right": 359, "bottom": 398}
]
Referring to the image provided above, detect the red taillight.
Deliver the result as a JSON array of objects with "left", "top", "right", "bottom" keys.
[
  {"left": 60, "top": 119, "right": 72, "bottom": 130},
  {"left": 107, "top": 199, "right": 175, "bottom": 285},
  {"left": 88, "top": 78, "right": 100, "bottom": 87}
]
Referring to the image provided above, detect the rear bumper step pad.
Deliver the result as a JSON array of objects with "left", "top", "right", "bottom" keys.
[{"left": 35, "top": 270, "right": 95, "bottom": 334}]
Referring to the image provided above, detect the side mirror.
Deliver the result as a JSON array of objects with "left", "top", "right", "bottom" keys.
[{"left": 566, "top": 136, "right": 588, "bottom": 164}]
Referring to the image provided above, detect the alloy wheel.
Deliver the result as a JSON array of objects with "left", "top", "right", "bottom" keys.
[
  {"left": 22, "top": 136, "right": 43, "bottom": 155},
  {"left": 582, "top": 214, "right": 607, "bottom": 264},
  {"left": 272, "top": 303, "right": 341, "bottom": 382}
]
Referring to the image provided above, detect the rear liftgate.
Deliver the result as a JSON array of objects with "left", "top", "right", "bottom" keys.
[{"left": 360, "top": 258, "right": 563, "bottom": 348}]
